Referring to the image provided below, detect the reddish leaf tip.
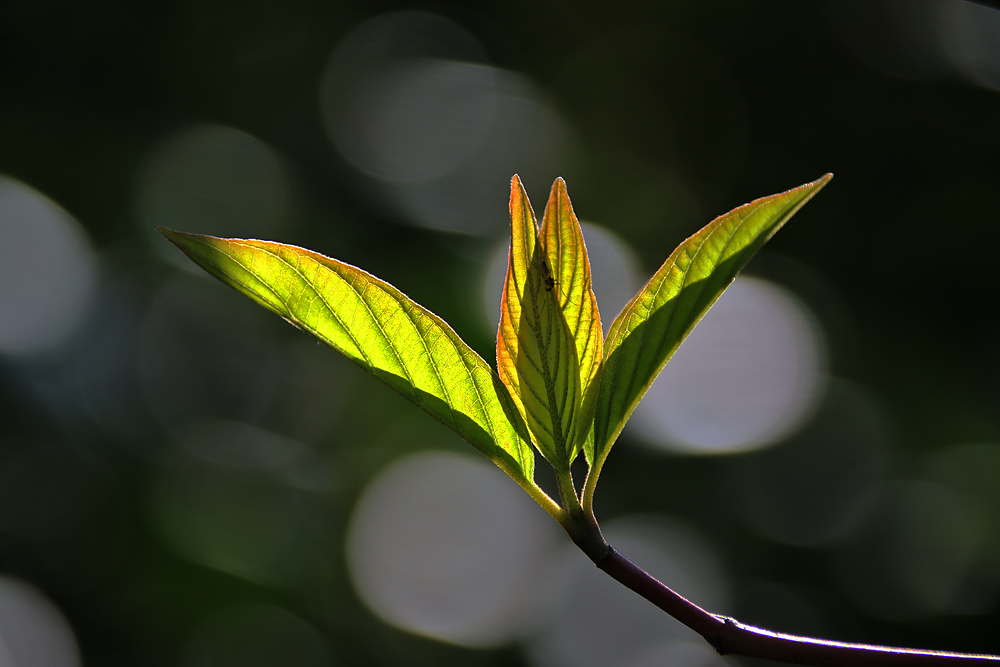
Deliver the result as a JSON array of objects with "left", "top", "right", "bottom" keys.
[{"left": 551, "top": 177, "right": 568, "bottom": 197}]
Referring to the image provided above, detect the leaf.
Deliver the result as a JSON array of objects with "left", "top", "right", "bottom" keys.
[
  {"left": 157, "top": 228, "right": 537, "bottom": 488},
  {"left": 496, "top": 176, "right": 581, "bottom": 469},
  {"left": 539, "top": 178, "right": 603, "bottom": 463},
  {"left": 590, "top": 174, "right": 833, "bottom": 476}
]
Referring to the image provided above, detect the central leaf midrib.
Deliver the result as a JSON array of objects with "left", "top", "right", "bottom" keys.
[{"left": 528, "top": 274, "right": 569, "bottom": 466}]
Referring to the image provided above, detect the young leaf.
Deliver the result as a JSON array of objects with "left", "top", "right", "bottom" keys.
[
  {"left": 588, "top": 174, "right": 833, "bottom": 480},
  {"left": 496, "top": 176, "right": 581, "bottom": 469},
  {"left": 539, "top": 178, "right": 603, "bottom": 463},
  {"left": 157, "top": 228, "right": 539, "bottom": 492}
]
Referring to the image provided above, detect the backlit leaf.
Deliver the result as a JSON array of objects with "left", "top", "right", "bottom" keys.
[
  {"left": 590, "top": 174, "right": 832, "bottom": 481},
  {"left": 496, "top": 176, "right": 581, "bottom": 469},
  {"left": 539, "top": 178, "right": 603, "bottom": 463},
  {"left": 158, "top": 228, "right": 537, "bottom": 489}
]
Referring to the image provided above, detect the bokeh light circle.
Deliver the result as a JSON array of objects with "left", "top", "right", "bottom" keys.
[
  {"left": 136, "top": 124, "right": 295, "bottom": 244},
  {"left": 0, "top": 176, "right": 98, "bottom": 357},
  {"left": 724, "top": 380, "right": 889, "bottom": 547},
  {"left": 0, "top": 577, "right": 80, "bottom": 667},
  {"left": 619, "top": 641, "right": 730, "bottom": 667},
  {"left": 630, "top": 276, "right": 826, "bottom": 454},
  {"left": 525, "top": 515, "right": 728, "bottom": 667},
  {"left": 346, "top": 451, "right": 558, "bottom": 647},
  {"left": 328, "top": 58, "right": 499, "bottom": 183},
  {"left": 826, "top": 0, "right": 1000, "bottom": 92},
  {"left": 320, "top": 11, "right": 488, "bottom": 183},
  {"left": 320, "top": 11, "right": 568, "bottom": 234}
]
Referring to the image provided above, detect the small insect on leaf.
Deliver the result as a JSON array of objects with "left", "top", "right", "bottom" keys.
[{"left": 541, "top": 260, "right": 556, "bottom": 291}]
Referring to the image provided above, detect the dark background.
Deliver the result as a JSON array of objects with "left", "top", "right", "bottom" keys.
[{"left": 1, "top": 1, "right": 999, "bottom": 665}]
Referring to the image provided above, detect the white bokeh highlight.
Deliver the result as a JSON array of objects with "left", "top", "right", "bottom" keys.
[
  {"left": 526, "top": 516, "right": 728, "bottom": 667},
  {"left": 320, "top": 11, "right": 568, "bottom": 234},
  {"left": 330, "top": 58, "right": 499, "bottom": 183},
  {"left": 630, "top": 276, "right": 826, "bottom": 455},
  {"left": 0, "top": 176, "right": 98, "bottom": 357},
  {"left": 619, "top": 641, "right": 731, "bottom": 667},
  {"left": 137, "top": 124, "right": 295, "bottom": 244},
  {"left": 827, "top": 0, "right": 1000, "bottom": 90},
  {"left": 346, "top": 451, "right": 559, "bottom": 648},
  {"left": 0, "top": 577, "right": 80, "bottom": 667}
]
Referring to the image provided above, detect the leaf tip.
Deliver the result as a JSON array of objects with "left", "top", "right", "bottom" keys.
[
  {"left": 551, "top": 176, "right": 568, "bottom": 198},
  {"left": 509, "top": 174, "right": 533, "bottom": 219},
  {"left": 509, "top": 174, "right": 520, "bottom": 198},
  {"left": 156, "top": 227, "right": 190, "bottom": 250},
  {"left": 156, "top": 226, "right": 200, "bottom": 244}
]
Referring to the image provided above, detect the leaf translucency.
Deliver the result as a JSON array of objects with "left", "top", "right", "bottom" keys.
[
  {"left": 539, "top": 178, "right": 603, "bottom": 463},
  {"left": 587, "top": 174, "right": 833, "bottom": 492},
  {"left": 158, "top": 173, "right": 833, "bottom": 528},
  {"left": 497, "top": 176, "right": 582, "bottom": 469},
  {"left": 157, "top": 228, "right": 540, "bottom": 493}
]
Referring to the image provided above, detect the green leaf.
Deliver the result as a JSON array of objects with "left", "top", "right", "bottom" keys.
[
  {"left": 538, "top": 178, "right": 603, "bottom": 463},
  {"left": 589, "top": 174, "right": 833, "bottom": 481},
  {"left": 496, "top": 176, "right": 581, "bottom": 469},
  {"left": 157, "top": 228, "right": 538, "bottom": 491}
]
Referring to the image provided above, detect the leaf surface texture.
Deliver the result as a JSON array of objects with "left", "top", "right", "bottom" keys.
[
  {"left": 159, "top": 228, "right": 536, "bottom": 485},
  {"left": 591, "top": 174, "right": 833, "bottom": 473},
  {"left": 497, "top": 176, "right": 583, "bottom": 468}
]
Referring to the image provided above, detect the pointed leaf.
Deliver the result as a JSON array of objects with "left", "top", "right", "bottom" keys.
[
  {"left": 496, "top": 176, "right": 580, "bottom": 469},
  {"left": 158, "top": 228, "right": 536, "bottom": 487},
  {"left": 539, "top": 178, "right": 603, "bottom": 462},
  {"left": 591, "top": 174, "right": 832, "bottom": 474}
]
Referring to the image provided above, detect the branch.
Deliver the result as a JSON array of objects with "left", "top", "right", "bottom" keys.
[{"left": 594, "top": 545, "right": 1000, "bottom": 667}]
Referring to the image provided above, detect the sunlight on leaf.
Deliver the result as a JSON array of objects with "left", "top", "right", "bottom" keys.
[
  {"left": 587, "top": 174, "right": 833, "bottom": 497},
  {"left": 538, "top": 178, "right": 603, "bottom": 464},
  {"left": 159, "top": 173, "right": 833, "bottom": 530},
  {"left": 496, "top": 176, "right": 581, "bottom": 469},
  {"left": 157, "top": 228, "right": 543, "bottom": 496}
]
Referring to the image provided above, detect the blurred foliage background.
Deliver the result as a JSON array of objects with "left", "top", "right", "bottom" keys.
[{"left": 2, "top": 1, "right": 1000, "bottom": 665}]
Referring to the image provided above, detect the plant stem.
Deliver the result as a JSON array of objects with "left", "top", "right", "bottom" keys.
[
  {"left": 518, "top": 478, "right": 567, "bottom": 526},
  {"left": 580, "top": 439, "right": 608, "bottom": 520},
  {"left": 555, "top": 465, "right": 580, "bottom": 513},
  {"left": 551, "top": 466, "right": 612, "bottom": 562},
  {"left": 593, "top": 545, "right": 1000, "bottom": 667}
]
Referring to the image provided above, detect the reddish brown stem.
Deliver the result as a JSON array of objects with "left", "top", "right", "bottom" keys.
[{"left": 595, "top": 545, "right": 1000, "bottom": 667}]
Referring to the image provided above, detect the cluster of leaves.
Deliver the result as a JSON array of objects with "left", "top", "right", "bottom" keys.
[{"left": 159, "top": 173, "right": 830, "bottom": 552}]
